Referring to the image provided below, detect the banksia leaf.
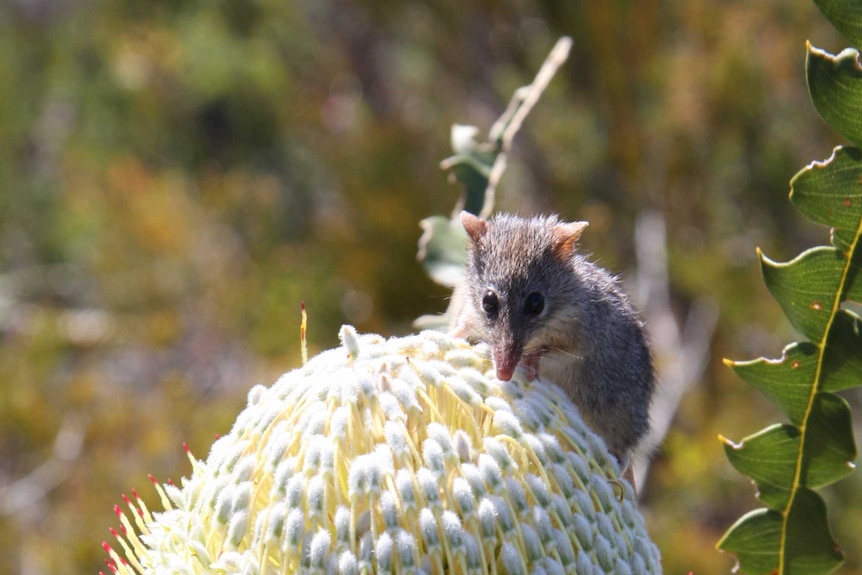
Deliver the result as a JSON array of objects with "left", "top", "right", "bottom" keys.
[
  {"left": 814, "top": 0, "right": 862, "bottom": 47},
  {"left": 806, "top": 45, "right": 862, "bottom": 148},
  {"left": 717, "top": 6, "right": 862, "bottom": 572}
]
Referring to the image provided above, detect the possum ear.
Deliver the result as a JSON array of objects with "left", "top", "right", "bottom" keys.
[
  {"left": 460, "top": 211, "right": 488, "bottom": 244},
  {"left": 551, "top": 220, "right": 589, "bottom": 259}
]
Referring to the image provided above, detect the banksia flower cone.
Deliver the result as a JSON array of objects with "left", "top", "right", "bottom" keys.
[{"left": 105, "top": 327, "right": 661, "bottom": 574}]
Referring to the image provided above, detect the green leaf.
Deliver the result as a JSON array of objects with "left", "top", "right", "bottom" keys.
[
  {"left": 760, "top": 247, "right": 846, "bottom": 342},
  {"left": 723, "top": 243, "right": 860, "bottom": 575},
  {"left": 722, "top": 424, "right": 799, "bottom": 508},
  {"left": 721, "top": 15, "right": 862, "bottom": 573},
  {"left": 803, "top": 392, "right": 857, "bottom": 487},
  {"left": 728, "top": 343, "right": 818, "bottom": 425},
  {"left": 439, "top": 124, "right": 497, "bottom": 217},
  {"left": 814, "top": 0, "right": 862, "bottom": 48},
  {"left": 822, "top": 310, "right": 862, "bottom": 391},
  {"left": 718, "top": 490, "right": 844, "bottom": 575},
  {"left": 417, "top": 215, "right": 468, "bottom": 288},
  {"left": 782, "top": 488, "right": 845, "bottom": 575},
  {"left": 718, "top": 508, "right": 783, "bottom": 574},
  {"left": 807, "top": 45, "right": 862, "bottom": 147},
  {"left": 790, "top": 146, "right": 862, "bottom": 254},
  {"left": 721, "top": 394, "right": 855, "bottom": 508}
]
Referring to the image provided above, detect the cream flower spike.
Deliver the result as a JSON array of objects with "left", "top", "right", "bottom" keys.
[{"left": 104, "top": 327, "right": 662, "bottom": 574}]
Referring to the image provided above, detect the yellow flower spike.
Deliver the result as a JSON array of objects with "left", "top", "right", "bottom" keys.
[{"left": 105, "top": 328, "right": 661, "bottom": 574}]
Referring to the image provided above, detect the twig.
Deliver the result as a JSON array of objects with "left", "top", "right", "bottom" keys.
[
  {"left": 0, "top": 416, "right": 84, "bottom": 516},
  {"left": 481, "top": 36, "right": 573, "bottom": 217},
  {"left": 631, "top": 211, "right": 719, "bottom": 492}
]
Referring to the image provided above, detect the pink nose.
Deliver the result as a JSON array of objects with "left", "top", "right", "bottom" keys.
[
  {"left": 493, "top": 347, "right": 521, "bottom": 382},
  {"left": 496, "top": 366, "right": 515, "bottom": 381}
]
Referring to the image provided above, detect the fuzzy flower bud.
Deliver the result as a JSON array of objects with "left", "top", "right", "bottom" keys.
[{"left": 103, "top": 328, "right": 661, "bottom": 574}]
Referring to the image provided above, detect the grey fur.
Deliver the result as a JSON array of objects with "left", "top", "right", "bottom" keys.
[{"left": 454, "top": 212, "right": 655, "bottom": 466}]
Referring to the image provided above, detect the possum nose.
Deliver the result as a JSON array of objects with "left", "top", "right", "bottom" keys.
[
  {"left": 496, "top": 365, "right": 515, "bottom": 381},
  {"left": 493, "top": 349, "right": 521, "bottom": 382}
]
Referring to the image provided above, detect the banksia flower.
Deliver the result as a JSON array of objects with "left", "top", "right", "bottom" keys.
[{"left": 104, "top": 327, "right": 661, "bottom": 574}]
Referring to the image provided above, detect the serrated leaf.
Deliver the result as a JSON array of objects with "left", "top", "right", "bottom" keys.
[
  {"left": 718, "top": 490, "right": 844, "bottom": 575},
  {"left": 760, "top": 247, "right": 846, "bottom": 341},
  {"left": 814, "top": 0, "right": 862, "bottom": 48},
  {"left": 790, "top": 146, "right": 862, "bottom": 252},
  {"left": 728, "top": 343, "right": 818, "bottom": 425},
  {"left": 726, "top": 236, "right": 860, "bottom": 573},
  {"left": 717, "top": 508, "right": 783, "bottom": 574},
  {"left": 803, "top": 392, "right": 857, "bottom": 487},
  {"left": 783, "top": 488, "right": 845, "bottom": 574},
  {"left": 833, "top": 228, "right": 859, "bottom": 254},
  {"left": 722, "top": 424, "right": 798, "bottom": 508},
  {"left": 729, "top": 310, "right": 862, "bottom": 427},
  {"left": 721, "top": 395, "right": 854, "bottom": 508},
  {"left": 807, "top": 45, "right": 862, "bottom": 147},
  {"left": 722, "top": 24, "right": 862, "bottom": 572},
  {"left": 822, "top": 310, "right": 862, "bottom": 390}
]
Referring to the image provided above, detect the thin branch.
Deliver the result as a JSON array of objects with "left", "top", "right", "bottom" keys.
[
  {"left": 481, "top": 36, "right": 572, "bottom": 217},
  {"left": 631, "top": 211, "right": 719, "bottom": 493},
  {"left": 0, "top": 416, "right": 84, "bottom": 516}
]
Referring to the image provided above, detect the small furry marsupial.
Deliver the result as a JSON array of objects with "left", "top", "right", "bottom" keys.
[{"left": 453, "top": 212, "right": 655, "bottom": 468}]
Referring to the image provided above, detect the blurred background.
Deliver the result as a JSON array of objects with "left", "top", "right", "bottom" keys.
[{"left": 0, "top": 0, "right": 859, "bottom": 573}]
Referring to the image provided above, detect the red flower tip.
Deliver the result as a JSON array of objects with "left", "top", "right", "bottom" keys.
[
  {"left": 182, "top": 441, "right": 190, "bottom": 453},
  {"left": 131, "top": 488, "right": 140, "bottom": 500},
  {"left": 108, "top": 527, "right": 119, "bottom": 538},
  {"left": 167, "top": 477, "right": 175, "bottom": 486},
  {"left": 121, "top": 493, "right": 131, "bottom": 505},
  {"left": 148, "top": 473, "right": 157, "bottom": 485},
  {"left": 101, "top": 541, "right": 113, "bottom": 553},
  {"left": 113, "top": 505, "right": 122, "bottom": 518}
]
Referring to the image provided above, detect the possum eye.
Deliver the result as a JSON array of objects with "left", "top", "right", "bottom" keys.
[
  {"left": 524, "top": 292, "right": 545, "bottom": 316},
  {"left": 481, "top": 290, "right": 499, "bottom": 317}
]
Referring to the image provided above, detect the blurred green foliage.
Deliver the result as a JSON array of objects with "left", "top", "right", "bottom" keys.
[{"left": 0, "top": 1, "right": 860, "bottom": 574}]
